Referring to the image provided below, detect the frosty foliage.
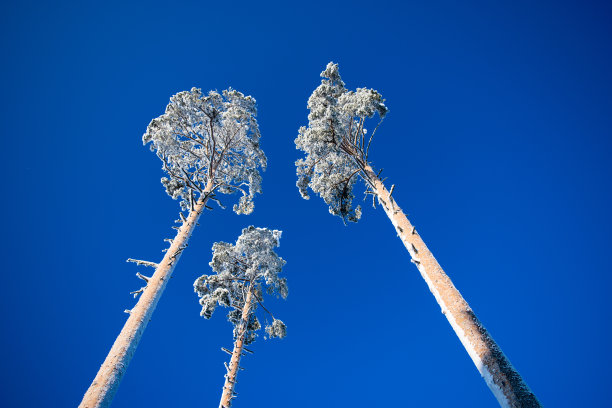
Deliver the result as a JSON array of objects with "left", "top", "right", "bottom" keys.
[
  {"left": 143, "top": 88, "right": 267, "bottom": 214},
  {"left": 295, "top": 62, "right": 388, "bottom": 222},
  {"left": 194, "top": 226, "right": 287, "bottom": 345},
  {"left": 265, "top": 318, "right": 287, "bottom": 339}
]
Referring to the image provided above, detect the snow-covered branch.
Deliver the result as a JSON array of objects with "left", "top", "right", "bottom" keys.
[
  {"left": 295, "top": 62, "right": 387, "bottom": 223},
  {"left": 194, "top": 226, "right": 287, "bottom": 343},
  {"left": 143, "top": 88, "right": 267, "bottom": 214}
]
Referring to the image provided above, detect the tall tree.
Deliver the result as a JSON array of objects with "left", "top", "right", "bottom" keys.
[
  {"left": 194, "top": 226, "right": 287, "bottom": 408},
  {"left": 295, "top": 63, "right": 540, "bottom": 408},
  {"left": 80, "top": 88, "right": 266, "bottom": 408}
]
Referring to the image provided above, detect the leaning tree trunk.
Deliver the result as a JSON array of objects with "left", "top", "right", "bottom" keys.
[
  {"left": 79, "top": 181, "right": 215, "bottom": 408},
  {"left": 219, "top": 286, "right": 254, "bottom": 408},
  {"left": 362, "top": 165, "right": 540, "bottom": 408}
]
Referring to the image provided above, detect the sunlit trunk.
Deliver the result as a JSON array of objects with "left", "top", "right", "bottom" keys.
[
  {"left": 79, "top": 181, "right": 215, "bottom": 408},
  {"left": 219, "top": 286, "right": 254, "bottom": 408},
  {"left": 363, "top": 165, "right": 540, "bottom": 408}
]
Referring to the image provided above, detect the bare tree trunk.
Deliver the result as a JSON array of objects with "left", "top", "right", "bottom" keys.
[
  {"left": 79, "top": 181, "right": 215, "bottom": 408},
  {"left": 219, "top": 286, "right": 254, "bottom": 408},
  {"left": 362, "top": 165, "right": 540, "bottom": 408}
]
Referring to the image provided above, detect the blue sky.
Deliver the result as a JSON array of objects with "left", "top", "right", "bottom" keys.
[{"left": 1, "top": 0, "right": 611, "bottom": 406}]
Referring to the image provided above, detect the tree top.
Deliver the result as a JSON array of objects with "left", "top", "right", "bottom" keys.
[
  {"left": 296, "top": 62, "right": 387, "bottom": 223},
  {"left": 144, "top": 88, "right": 267, "bottom": 214},
  {"left": 194, "top": 226, "right": 288, "bottom": 344}
]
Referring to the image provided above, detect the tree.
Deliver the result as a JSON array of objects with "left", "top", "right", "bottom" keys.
[
  {"left": 194, "top": 226, "right": 287, "bottom": 408},
  {"left": 80, "top": 88, "right": 266, "bottom": 408},
  {"left": 295, "top": 63, "right": 541, "bottom": 408}
]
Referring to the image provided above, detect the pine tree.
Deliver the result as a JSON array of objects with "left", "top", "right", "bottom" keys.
[
  {"left": 194, "top": 226, "right": 287, "bottom": 408},
  {"left": 295, "top": 63, "right": 540, "bottom": 407},
  {"left": 80, "top": 88, "right": 266, "bottom": 408}
]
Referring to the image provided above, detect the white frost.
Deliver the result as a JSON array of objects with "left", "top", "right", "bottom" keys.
[{"left": 143, "top": 88, "right": 267, "bottom": 214}]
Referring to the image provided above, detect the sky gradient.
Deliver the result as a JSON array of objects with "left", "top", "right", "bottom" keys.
[{"left": 1, "top": 0, "right": 611, "bottom": 406}]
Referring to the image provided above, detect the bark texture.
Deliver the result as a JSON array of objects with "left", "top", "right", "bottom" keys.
[
  {"left": 363, "top": 165, "right": 540, "bottom": 408},
  {"left": 219, "top": 286, "right": 254, "bottom": 408},
  {"left": 79, "top": 181, "right": 215, "bottom": 408}
]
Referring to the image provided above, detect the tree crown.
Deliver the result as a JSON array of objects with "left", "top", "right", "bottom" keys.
[
  {"left": 143, "top": 88, "right": 267, "bottom": 214},
  {"left": 295, "top": 62, "right": 387, "bottom": 223},
  {"left": 194, "top": 226, "right": 287, "bottom": 344}
]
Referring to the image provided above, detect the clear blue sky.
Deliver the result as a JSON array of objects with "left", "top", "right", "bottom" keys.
[{"left": 1, "top": 0, "right": 611, "bottom": 406}]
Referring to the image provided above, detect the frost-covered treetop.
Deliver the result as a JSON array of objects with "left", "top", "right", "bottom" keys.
[
  {"left": 295, "top": 62, "right": 388, "bottom": 223},
  {"left": 143, "top": 88, "right": 267, "bottom": 214},
  {"left": 194, "top": 226, "right": 287, "bottom": 344}
]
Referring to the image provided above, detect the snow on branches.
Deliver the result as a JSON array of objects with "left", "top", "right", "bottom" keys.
[
  {"left": 194, "top": 226, "right": 287, "bottom": 344},
  {"left": 295, "top": 62, "right": 388, "bottom": 223},
  {"left": 143, "top": 88, "right": 267, "bottom": 214}
]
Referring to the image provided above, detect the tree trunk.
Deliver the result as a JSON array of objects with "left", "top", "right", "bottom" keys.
[
  {"left": 219, "top": 286, "right": 254, "bottom": 408},
  {"left": 362, "top": 165, "right": 540, "bottom": 408},
  {"left": 79, "top": 181, "right": 215, "bottom": 408}
]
